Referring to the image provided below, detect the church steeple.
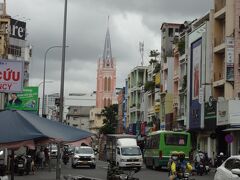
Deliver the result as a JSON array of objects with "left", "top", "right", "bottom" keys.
[{"left": 102, "top": 16, "right": 112, "bottom": 67}]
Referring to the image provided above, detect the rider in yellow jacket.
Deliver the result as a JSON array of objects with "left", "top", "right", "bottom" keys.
[{"left": 169, "top": 152, "right": 192, "bottom": 180}]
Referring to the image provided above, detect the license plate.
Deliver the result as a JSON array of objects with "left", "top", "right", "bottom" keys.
[{"left": 18, "top": 164, "right": 23, "bottom": 167}]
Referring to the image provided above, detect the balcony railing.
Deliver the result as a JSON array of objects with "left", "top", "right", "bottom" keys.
[
  {"left": 214, "top": 37, "right": 225, "bottom": 47},
  {"left": 215, "top": 0, "right": 226, "bottom": 12},
  {"left": 214, "top": 72, "right": 224, "bottom": 81}
]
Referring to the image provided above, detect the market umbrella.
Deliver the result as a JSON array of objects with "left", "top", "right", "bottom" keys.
[
  {"left": 0, "top": 110, "right": 93, "bottom": 144},
  {"left": 0, "top": 110, "right": 94, "bottom": 180}
]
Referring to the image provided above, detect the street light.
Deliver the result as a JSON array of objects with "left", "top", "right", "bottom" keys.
[{"left": 42, "top": 46, "right": 68, "bottom": 117}]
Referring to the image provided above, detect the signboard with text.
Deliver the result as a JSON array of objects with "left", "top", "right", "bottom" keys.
[
  {"left": 226, "top": 37, "right": 234, "bottom": 81},
  {"left": 5, "top": 86, "right": 39, "bottom": 112},
  {"left": 10, "top": 18, "right": 26, "bottom": 40},
  {"left": 0, "top": 59, "right": 23, "bottom": 93}
]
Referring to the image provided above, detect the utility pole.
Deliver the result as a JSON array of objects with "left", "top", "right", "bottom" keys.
[{"left": 56, "top": 0, "right": 68, "bottom": 179}]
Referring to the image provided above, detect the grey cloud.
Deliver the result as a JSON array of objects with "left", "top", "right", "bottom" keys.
[{"left": 8, "top": 0, "right": 212, "bottom": 94}]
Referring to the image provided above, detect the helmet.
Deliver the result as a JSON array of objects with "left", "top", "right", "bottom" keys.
[
  {"left": 178, "top": 152, "right": 185, "bottom": 161},
  {"left": 220, "top": 152, "right": 224, "bottom": 156},
  {"left": 171, "top": 151, "right": 179, "bottom": 161}
]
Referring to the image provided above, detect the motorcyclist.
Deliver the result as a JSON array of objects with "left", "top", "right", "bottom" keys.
[
  {"left": 168, "top": 151, "right": 179, "bottom": 180},
  {"left": 169, "top": 152, "right": 192, "bottom": 180},
  {"left": 194, "top": 150, "right": 205, "bottom": 174},
  {"left": 216, "top": 152, "right": 225, "bottom": 167}
]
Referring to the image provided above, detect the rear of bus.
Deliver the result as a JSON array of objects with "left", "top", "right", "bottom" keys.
[{"left": 159, "top": 132, "right": 191, "bottom": 167}]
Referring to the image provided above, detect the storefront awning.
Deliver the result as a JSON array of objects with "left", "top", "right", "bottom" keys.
[{"left": 223, "top": 128, "right": 240, "bottom": 132}]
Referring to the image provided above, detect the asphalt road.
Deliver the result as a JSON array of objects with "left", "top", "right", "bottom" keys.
[{"left": 13, "top": 160, "right": 215, "bottom": 180}]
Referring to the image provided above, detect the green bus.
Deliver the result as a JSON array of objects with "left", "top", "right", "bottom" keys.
[{"left": 144, "top": 130, "right": 191, "bottom": 169}]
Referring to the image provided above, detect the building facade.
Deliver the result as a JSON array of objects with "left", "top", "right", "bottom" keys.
[
  {"left": 0, "top": 1, "right": 32, "bottom": 110},
  {"left": 127, "top": 66, "right": 148, "bottom": 135},
  {"left": 213, "top": 0, "right": 240, "bottom": 156},
  {"left": 160, "top": 23, "right": 182, "bottom": 130},
  {"left": 66, "top": 106, "right": 94, "bottom": 131}
]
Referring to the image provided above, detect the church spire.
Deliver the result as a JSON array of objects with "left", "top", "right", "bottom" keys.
[{"left": 102, "top": 16, "right": 112, "bottom": 65}]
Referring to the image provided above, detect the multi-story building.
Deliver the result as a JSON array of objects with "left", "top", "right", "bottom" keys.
[
  {"left": 66, "top": 106, "right": 94, "bottom": 131},
  {"left": 89, "top": 108, "right": 104, "bottom": 134},
  {"left": 127, "top": 66, "right": 147, "bottom": 135},
  {"left": 160, "top": 23, "right": 181, "bottom": 130},
  {"left": 175, "top": 21, "right": 193, "bottom": 129},
  {"left": 0, "top": 1, "right": 32, "bottom": 110},
  {"left": 213, "top": 0, "right": 240, "bottom": 156},
  {"left": 117, "top": 87, "right": 125, "bottom": 134},
  {"left": 187, "top": 11, "right": 215, "bottom": 157}
]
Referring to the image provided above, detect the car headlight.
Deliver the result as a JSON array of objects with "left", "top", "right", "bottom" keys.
[
  {"left": 120, "top": 159, "right": 126, "bottom": 162},
  {"left": 139, "top": 158, "right": 143, "bottom": 162},
  {"left": 91, "top": 157, "right": 95, "bottom": 160}
]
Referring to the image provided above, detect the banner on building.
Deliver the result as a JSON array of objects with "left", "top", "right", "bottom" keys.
[
  {"left": 5, "top": 86, "right": 39, "bottom": 112},
  {"left": 10, "top": 18, "right": 26, "bottom": 40},
  {"left": 226, "top": 37, "right": 234, "bottom": 81},
  {"left": 0, "top": 59, "right": 24, "bottom": 93},
  {"left": 189, "top": 38, "right": 202, "bottom": 129}
]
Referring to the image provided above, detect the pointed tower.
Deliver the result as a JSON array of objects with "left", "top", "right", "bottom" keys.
[{"left": 96, "top": 18, "right": 116, "bottom": 108}]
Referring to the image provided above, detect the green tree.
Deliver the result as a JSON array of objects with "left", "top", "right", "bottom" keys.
[
  {"left": 99, "top": 104, "right": 118, "bottom": 134},
  {"left": 149, "top": 50, "right": 160, "bottom": 64}
]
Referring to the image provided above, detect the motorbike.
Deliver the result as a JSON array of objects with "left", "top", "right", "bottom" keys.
[
  {"left": 176, "top": 172, "right": 190, "bottom": 180},
  {"left": 15, "top": 155, "right": 26, "bottom": 175},
  {"left": 62, "top": 151, "right": 69, "bottom": 165},
  {"left": 14, "top": 154, "right": 33, "bottom": 175}
]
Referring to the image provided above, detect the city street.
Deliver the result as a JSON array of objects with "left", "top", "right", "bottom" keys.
[{"left": 14, "top": 160, "right": 215, "bottom": 180}]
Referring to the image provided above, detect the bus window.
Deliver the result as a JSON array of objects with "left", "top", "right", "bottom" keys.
[{"left": 164, "top": 134, "right": 187, "bottom": 146}]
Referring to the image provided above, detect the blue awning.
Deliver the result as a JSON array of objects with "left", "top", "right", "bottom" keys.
[{"left": 0, "top": 110, "right": 93, "bottom": 144}]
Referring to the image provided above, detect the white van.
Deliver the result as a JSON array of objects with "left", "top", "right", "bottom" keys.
[{"left": 115, "top": 138, "right": 143, "bottom": 170}]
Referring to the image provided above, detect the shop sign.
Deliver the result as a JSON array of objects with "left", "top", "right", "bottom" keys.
[
  {"left": 10, "top": 18, "right": 26, "bottom": 40},
  {"left": 225, "top": 134, "right": 234, "bottom": 144},
  {"left": 226, "top": 37, "right": 234, "bottom": 81},
  {"left": 0, "top": 59, "right": 23, "bottom": 93},
  {"left": 217, "top": 100, "right": 229, "bottom": 125},
  {"left": 5, "top": 86, "right": 39, "bottom": 112}
]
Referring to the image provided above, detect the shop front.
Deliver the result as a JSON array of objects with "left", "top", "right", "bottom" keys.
[{"left": 217, "top": 100, "right": 240, "bottom": 156}]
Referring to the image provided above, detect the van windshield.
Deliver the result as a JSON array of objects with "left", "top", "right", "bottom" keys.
[
  {"left": 121, "top": 147, "right": 141, "bottom": 156},
  {"left": 75, "top": 148, "right": 93, "bottom": 154}
]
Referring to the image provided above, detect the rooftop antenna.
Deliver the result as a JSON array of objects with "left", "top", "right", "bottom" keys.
[{"left": 139, "top": 41, "right": 144, "bottom": 66}]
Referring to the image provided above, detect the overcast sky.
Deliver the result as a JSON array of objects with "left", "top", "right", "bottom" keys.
[{"left": 7, "top": 0, "right": 213, "bottom": 97}]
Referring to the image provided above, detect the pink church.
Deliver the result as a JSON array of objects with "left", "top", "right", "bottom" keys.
[{"left": 96, "top": 23, "right": 116, "bottom": 108}]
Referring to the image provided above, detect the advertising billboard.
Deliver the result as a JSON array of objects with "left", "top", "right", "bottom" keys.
[
  {"left": 5, "top": 86, "right": 39, "bottom": 112},
  {"left": 189, "top": 38, "right": 202, "bottom": 129},
  {"left": 192, "top": 39, "right": 201, "bottom": 99},
  {"left": 0, "top": 59, "right": 24, "bottom": 93},
  {"left": 10, "top": 18, "right": 26, "bottom": 40}
]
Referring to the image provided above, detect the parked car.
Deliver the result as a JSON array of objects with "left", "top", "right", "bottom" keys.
[
  {"left": 214, "top": 155, "right": 240, "bottom": 180},
  {"left": 71, "top": 146, "right": 96, "bottom": 169}
]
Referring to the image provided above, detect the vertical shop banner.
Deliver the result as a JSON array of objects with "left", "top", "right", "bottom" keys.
[
  {"left": 5, "top": 86, "right": 39, "bottom": 112},
  {"left": 0, "top": 59, "right": 24, "bottom": 93},
  {"left": 192, "top": 40, "right": 201, "bottom": 100},
  {"left": 189, "top": 38, "right": 202, "bottom": 129},
  {"left": 226, "top": 37, "right": 234, "bottom": 81}
]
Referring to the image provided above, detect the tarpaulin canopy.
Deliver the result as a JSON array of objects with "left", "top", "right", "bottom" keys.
[{"left": 0, "top": 110, "right": 93, "bottom": 146}]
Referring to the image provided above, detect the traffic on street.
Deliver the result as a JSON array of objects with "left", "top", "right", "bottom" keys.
[{"left": 13, "top": 159, "right": 215, "bottom": 180}]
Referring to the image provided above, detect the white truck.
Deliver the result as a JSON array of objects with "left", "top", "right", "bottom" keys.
[{"left": 106, "top": 134, "right": 143, "bottom": 170}]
